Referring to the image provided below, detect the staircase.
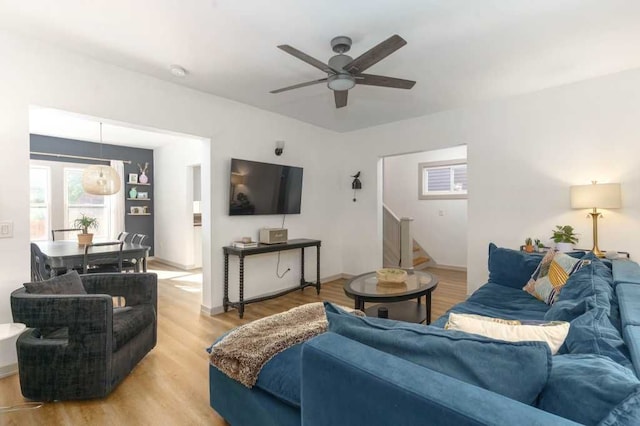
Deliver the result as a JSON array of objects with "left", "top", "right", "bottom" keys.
[
  {"left": 383, "top": 204, "right": 434, "bottom": 269},
  {"left": 412, "top": 240, "right": 433, "bottom": 270}
]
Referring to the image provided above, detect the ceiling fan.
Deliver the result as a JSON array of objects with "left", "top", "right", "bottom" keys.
[{"left": 270, "top": 34, "right": 416, "bottom": 108}]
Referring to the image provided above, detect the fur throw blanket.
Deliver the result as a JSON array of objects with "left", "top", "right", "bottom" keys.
[{"left": 209, "top": 302, "right": 363, "bottom": 388}]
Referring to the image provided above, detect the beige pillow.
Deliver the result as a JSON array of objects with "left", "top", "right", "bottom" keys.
[{"left": 445, "top": 312, "right": 569, "bottom": 355}]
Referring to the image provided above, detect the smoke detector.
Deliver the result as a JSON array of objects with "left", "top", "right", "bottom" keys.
[{"left": 169, "top": 64, "right": 187, "bottom": 78}]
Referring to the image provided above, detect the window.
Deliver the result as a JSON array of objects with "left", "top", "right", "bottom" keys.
[
  {"left": 30, "top": 166, "right": 51, "bottom": 241},
  {"left": 64, "top": 168, "right": 111, "bottom": 239},
  {"left": 419, "top": 160, "right": 467, "bottom": 200}
]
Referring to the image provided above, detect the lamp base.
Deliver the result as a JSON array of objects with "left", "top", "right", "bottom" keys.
[{"left": 589, "top": 210, "right": 605, "bottom": 258}]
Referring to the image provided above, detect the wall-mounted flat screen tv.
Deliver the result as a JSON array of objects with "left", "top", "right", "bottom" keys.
[{"left": 229, "top": 158, "right": 303, "bottom": 215}]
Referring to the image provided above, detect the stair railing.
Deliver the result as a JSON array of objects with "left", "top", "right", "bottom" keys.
[{"left": 382, "top": 204, "right": 413, "bottom": 269}]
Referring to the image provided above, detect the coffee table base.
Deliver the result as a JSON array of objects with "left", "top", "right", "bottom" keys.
[{"left": 365, "top": 300, "right": 428, "bottom": 324}]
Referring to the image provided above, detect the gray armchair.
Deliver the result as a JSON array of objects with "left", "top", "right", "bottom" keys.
[{"left": 10, "top": 273, "right": 157, "bottom": 401}]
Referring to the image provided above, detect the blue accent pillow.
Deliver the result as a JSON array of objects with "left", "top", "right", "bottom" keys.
[
  {"left": 324, "top": 302, "right": 551, "bottom": 405},
  {"left": 537, "top": 354, "right": 640, "bottom": 425},
  {"left": 545, "top": 255, "right": 616, "bottom": 323},
  {"left": 563, "top": 308, "right": 632, "bottom": 368},
  {"left": 487, "top": 243, "right": 544, "bottom": 289}
]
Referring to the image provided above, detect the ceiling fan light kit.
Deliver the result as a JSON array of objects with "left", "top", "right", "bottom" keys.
[{"left": 271, "top": 34, "right": 416, "bottom": 108}]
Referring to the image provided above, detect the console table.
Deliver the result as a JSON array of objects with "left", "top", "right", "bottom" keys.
[{"left": 223, "top": 239, "right": 321, "bottom": 318}]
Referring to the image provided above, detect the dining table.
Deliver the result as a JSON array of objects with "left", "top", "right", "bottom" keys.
[{"left": 34, "top": 240, "right": 150, "bottom": 276}]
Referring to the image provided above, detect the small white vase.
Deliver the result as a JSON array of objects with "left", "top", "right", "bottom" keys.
[{"left": 555, "top": 242, "right": 573, "bottom": 253}]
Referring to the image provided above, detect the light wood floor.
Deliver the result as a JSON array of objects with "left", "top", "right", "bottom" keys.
[{"left": 0, "top": 263, "right": 466, "bottom": 425}]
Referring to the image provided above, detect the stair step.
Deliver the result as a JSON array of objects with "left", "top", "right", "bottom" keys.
[
  {"left": 413, "top": 246, "right": 421, "bottom": 252},
  {"left": 413, "top": 256, "right": 430, "bottom": 267}
]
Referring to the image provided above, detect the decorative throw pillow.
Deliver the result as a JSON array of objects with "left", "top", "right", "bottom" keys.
[
  {"left": 23, "top": 270, "right": 87, "bottom": 295},
  {"left": 523, "top": 250, "right": 586, "bottom": 305},
  {"left": 444, "top": 312, "right": 570, "bottom": 355},
  {"left": 536, "top": 354, "right": 640, "bottom": 425}
]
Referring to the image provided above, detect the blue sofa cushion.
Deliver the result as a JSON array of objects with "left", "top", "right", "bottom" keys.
[
  {"left": 613, "top": 259, "right": 640, "bottom": 286},
  {"left": 488, "top": 243, "right": 544, "bottom": 289},
  {"left": 325, "top": 302, "right": 551, "bottom": 405},
  {"left": 623, "top": 326, "right": 640, "bottom": 380},
  {"left": 537, "top": 354, "right": 640, "bottom": 425},
  {"left": 545, "top": 255, "right": 618, "bottom": 324},
  {"left": 431, "top": 282, "right": 549, "bottom": 328},
  {"left": 253, "top": 343, "right": 303, "bottom": 408},
  {"left": 618, "top": 284, "right": 640, "bottom": 327},
  {"left": 563, "top": 308, "right": 632, "bottom": 369}
]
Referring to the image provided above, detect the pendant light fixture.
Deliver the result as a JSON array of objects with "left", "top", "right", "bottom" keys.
[{"left": 82, "top": 122, "right": 121, "bottom": 195}]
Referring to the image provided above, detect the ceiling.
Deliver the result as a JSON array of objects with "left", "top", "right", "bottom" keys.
[
  {"left": 29, "top": 107, "right": 204, "bottom": 149},
  {"left": 4, "top": 1, "right": 640, "bottom": 132}
]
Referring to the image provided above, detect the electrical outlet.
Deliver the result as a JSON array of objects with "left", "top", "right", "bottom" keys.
[
  {"left": 0, "top": 221, "right": 13, "bottom": 238},
  {"left": 438, "top": 210, "right": 445, "bottom": 217}
]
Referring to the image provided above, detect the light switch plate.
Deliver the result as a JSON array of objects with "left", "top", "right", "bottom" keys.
[{"left": 0, "top": 221, "right": 13, "bottom": 238}]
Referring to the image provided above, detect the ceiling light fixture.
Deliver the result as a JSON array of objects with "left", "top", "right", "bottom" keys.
[
  {"left": 169, "top": 64, "right": 188, "bottom": 78},
  {"left": 327, "top": 74, "right": 356, "bottom": 91},
  {"left": 82, "top": 122, "right": 121, "bottom": 196}
]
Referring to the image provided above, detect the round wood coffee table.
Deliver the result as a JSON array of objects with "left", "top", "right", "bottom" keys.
[{"left": 343, "top": 270, "right": 438, "bottom": 324}]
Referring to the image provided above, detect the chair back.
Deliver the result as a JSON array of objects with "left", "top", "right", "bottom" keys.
[
  {"left": 30, "top": 243, "right": 50, "bottom": 281},
  {"left": 83, "top": 241, "right": 124, "bottom": 274},
  {"left": 51, "top": 228, "right": 82, "bottom": 241},
  {"left": 131, "top": 233, "right": 148, "bottom": 245},
  {"left": 117, "top": 231, "right": 130, "bottom": 242}
]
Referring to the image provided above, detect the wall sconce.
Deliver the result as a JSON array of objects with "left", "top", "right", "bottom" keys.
[
  {"left": 570, "top": 181, "right": 622, "bottom": 257},
  {"left": 275, "top": 140, "right": 285, "bottom": 156},
  {"left": 351, "top": 171, "right": 361, "bottom": 202}
]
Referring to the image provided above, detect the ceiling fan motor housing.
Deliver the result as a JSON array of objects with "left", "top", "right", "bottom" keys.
[{"left": 330, "top": 36, "right": 352, "bottom": 53}]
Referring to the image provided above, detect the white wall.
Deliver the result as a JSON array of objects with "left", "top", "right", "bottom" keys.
[
  {"left": 154, "top": 139, "right": 203, "bottom": 269},
  {"left": 0, "top": 30, "right": 345, "bottom": 321},
  {"left": 339, "top": 67, "right": 640, "bottom": 294},
  {"left": 383, "top": 146, "right": 467, "bottom": 268}
]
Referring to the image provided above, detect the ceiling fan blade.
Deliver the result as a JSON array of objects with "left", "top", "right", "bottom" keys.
[
  {"left": 277, "top": 45, "right": 340, "bottom": 74},
  {"left": 270, "top": 78, "right": 328, "bottom": 94},
  {"left": 356, "top": 74, "right": 416, "bottom": 89},
  {"left": 334, "top": 90, "right": 348, "bottom": 108},
  {"left": 345, "top": 34, "right": 407, "bottom": 74}
]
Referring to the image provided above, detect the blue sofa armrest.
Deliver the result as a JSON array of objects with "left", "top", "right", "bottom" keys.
[{"left": 301, "top": 333, "right": 579, "bottom": 426}]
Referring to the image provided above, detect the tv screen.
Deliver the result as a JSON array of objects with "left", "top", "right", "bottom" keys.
[{"left": 229, "top": 158, "right": 303, "bottom": 215}]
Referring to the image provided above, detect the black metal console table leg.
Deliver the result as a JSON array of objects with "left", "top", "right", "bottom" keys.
[
  {"left": 223, "top": 253, "right": 229, "bottom": 312},
  {"left": 316, "top": 245, "right": 321, "bottom": 294},
  {"left": 426, "top": 291, "right": 432, "bottom": 325},
  {"left": 300, "top": 247, "right": 305, "bottom": 287},
  {"left": 238, "top": 255, "right": 245, "bottom": 318}
]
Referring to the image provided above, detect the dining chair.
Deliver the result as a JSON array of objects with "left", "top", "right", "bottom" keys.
[
  {"left": 117, "top": 231, "right": 131, "bottom": 242},
  {"left": 83, "top": 241, "right": 124, "bottom": 274},
  {"left": 30, "top": 243, "right": 51, "bottom": 281},
  {"left": 131, "top": 233, "right": 147, "bottom": 245},
  {"left": 51, "top": 228, "right": 82, "bottom": 241},
  {"left": 122, "top": 234, "right": 147, "bottom": 272}
]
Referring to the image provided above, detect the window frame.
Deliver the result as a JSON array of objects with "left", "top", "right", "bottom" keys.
[
  {"left": 418, "top": 159, "right": 468, "bottom": 200},
  {"left": 29, "top": 165, "right": 52, "bottom": 241},
  {"left": 63, "top": 167, "right": 111, "bottom": 239}
]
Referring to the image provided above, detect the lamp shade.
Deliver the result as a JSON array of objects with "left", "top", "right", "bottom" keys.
[
  {"left": 82, "top": 165, "right": 121, "bottom": 195},
  {"left": 230, "top": 173, "right": 246, "bottom": 186},
  {"left": 570, "top": 182, "right": 621, "bottom": 209}
]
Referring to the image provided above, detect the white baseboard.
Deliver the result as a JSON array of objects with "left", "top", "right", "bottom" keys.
[
  {"left": 321, "top": 273, "right": 353, "bottom": 283},
  {"left": 152, "top": 257, "right": 200, "bottom": 271},
  {"left": 431, "top": 264, "right": 467, "bottom": 272},
  {"left": 201, "top": 304, "right": 224, "bottom": 316},
  {"left": 0, "top": 363, "right": 18, "bottom": 379}
]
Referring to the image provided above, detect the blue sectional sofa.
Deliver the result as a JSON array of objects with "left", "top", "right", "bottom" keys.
[{"left": 209, "top": 245, "right": 640, "bottom": 425}]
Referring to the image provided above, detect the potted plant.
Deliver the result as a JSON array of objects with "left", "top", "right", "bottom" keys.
[
  {"left": 73, "top": 213, "right": 99, "bottom": 245},
  {"left": 534, "top": 238, "right": 544, "bottom": 252},
  {"left": 551, "top": 225, "right": 578, "bottom": 252},
  {"left": 524, "top": 237, "right": 534, "bottom": 253}
]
